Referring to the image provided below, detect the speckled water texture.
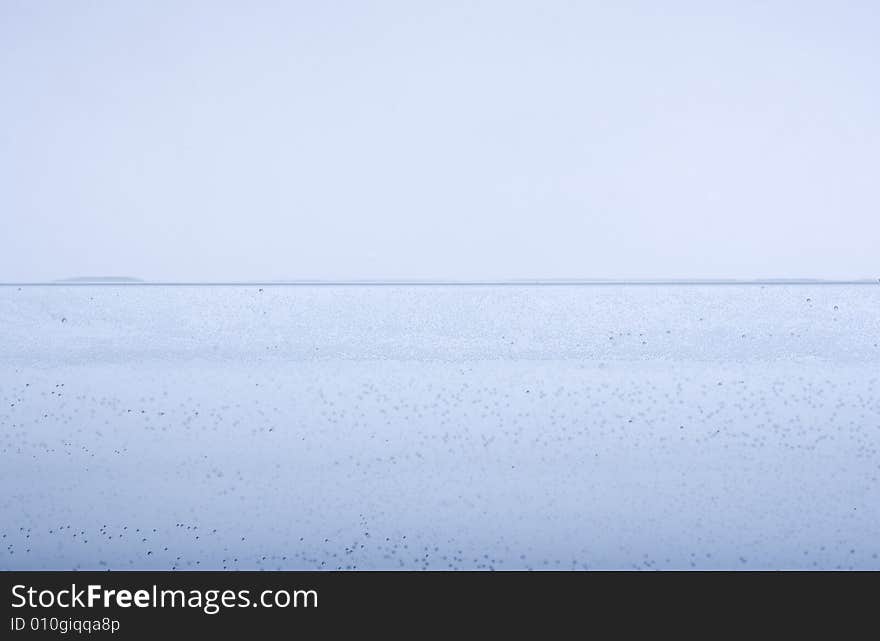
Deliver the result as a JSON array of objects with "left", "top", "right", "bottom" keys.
[{"left": 1, "top": 284, "right": 878, "bottom": 570}]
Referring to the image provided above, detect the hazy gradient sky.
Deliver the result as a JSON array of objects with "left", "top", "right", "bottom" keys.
[{"left": 2, "top": 1, "right": 878, "bottom": 281}]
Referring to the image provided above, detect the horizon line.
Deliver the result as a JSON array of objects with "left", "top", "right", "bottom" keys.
[{"left": 1, "top": 278, "right": 878, "bottom": 287}]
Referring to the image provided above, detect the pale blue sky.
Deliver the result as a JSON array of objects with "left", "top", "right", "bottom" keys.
[{"left": 1, "top": 1, "right": 878, "bottom": 281}]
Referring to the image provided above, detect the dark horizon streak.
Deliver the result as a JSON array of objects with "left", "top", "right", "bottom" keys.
[{"left": 1, "top": 280, "right": 878, "bottom": 287}]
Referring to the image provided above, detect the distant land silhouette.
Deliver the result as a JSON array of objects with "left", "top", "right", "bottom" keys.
[
  {"left": 0, "top": 276, "right": 876, "bottom": 286},
  {"left": 0, "top": 277, "right": 870, "bottom": 286}
]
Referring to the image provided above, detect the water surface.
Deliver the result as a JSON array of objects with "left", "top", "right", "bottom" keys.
[{"left": 1, "top": 284, "right": 878, "bottom": 569}]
